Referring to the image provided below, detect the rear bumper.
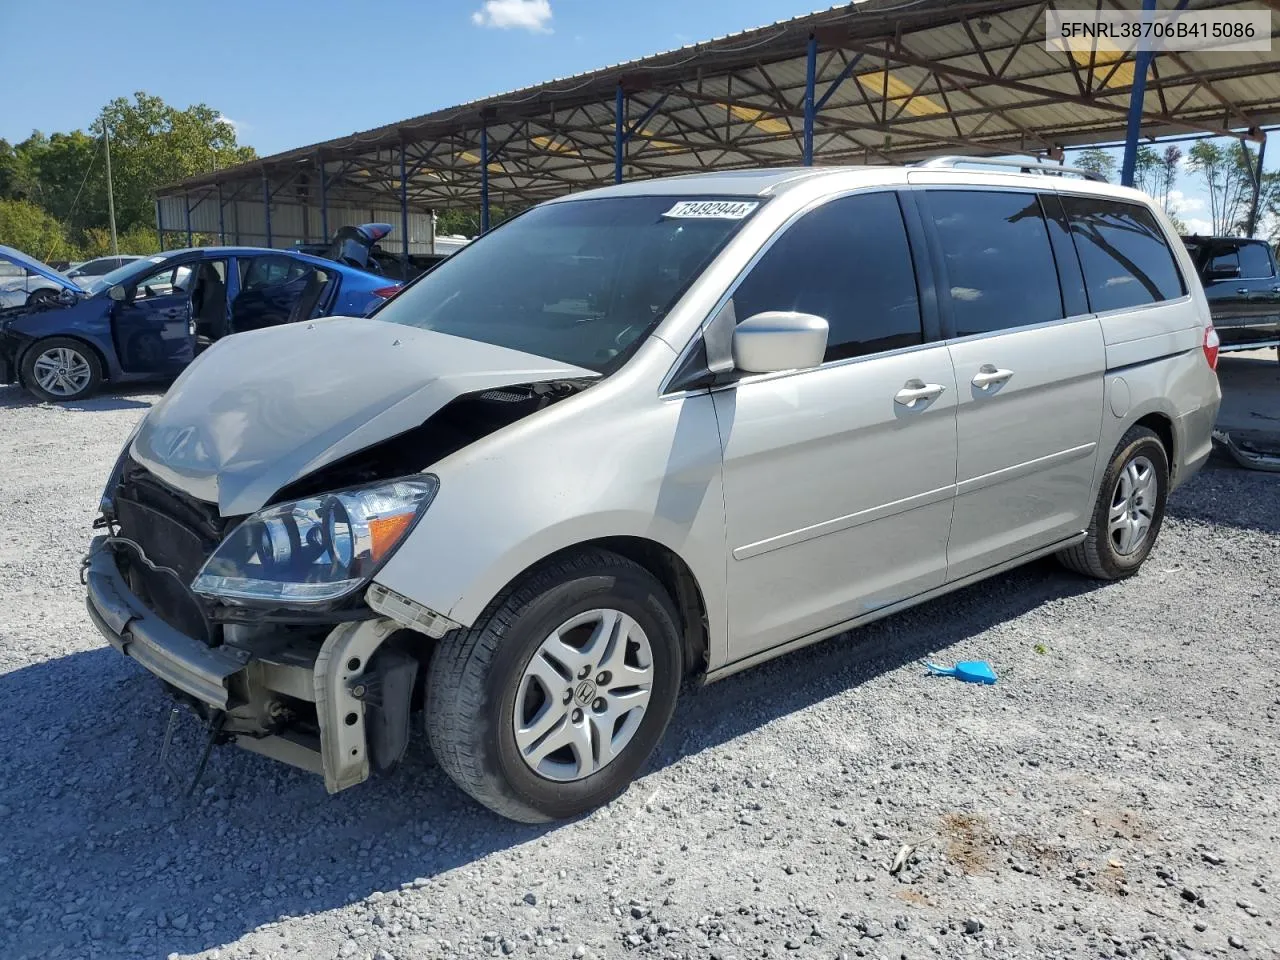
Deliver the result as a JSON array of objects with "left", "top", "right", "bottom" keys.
[{"left": 84, "top": 536, "right": 246, "bottom": 708}]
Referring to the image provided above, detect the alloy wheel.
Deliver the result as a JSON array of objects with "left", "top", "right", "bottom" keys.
[
  {"left": 32, "top": 347, "right": 92, "bottom": 398},
  {"left": 1108, "top": 455, "right": 1157, "bottom": 556},
  {"left": 512, "top": 608, "right": 655, "bottom": 782}
]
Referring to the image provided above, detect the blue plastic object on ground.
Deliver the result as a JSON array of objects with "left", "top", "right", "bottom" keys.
[{"left": 924, "top": 660, "right": 998, "bottom": 684}]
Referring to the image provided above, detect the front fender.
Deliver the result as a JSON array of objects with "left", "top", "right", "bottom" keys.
[
  {"left": 9, "top": 299, "right": 122, "bottom": 379},
  {"left": 371, "top": 382, "right": 731, "bottom": 668}
]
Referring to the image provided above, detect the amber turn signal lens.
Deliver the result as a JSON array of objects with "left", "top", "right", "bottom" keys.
[{"left": 369, "top": 512, "right": 415, "bottom": 561}]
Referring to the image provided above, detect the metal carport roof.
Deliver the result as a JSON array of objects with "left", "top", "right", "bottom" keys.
[{"left": 156, "top": 0, "right": 1280, "bottom": 247}]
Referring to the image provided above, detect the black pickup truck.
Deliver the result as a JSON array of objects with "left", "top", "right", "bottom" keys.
[{"left": 1183, "top": 235, "right": 1280, "bottom": 359}]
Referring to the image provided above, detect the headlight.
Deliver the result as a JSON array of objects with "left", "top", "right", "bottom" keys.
[{"left": 191, "top": 477, "right": 438, "bottom": 604}]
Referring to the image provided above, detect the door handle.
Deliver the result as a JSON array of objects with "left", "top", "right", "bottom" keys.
[
  {"left": 1270, "top": 285, "right": 1280, "bottom": 292},
  {"left": 971, "top": 364, "right": 1014, "bottom": 390},
  {"left": 1237, "top": 287, "right": 1251, "bottom": 295},
  {"left": 894, "top": 379, "right": 946, "bottom": 407}
]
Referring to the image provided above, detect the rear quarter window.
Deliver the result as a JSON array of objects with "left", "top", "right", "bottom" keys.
[
  {"left": 1060, "top": 196, "right": 1186, "bottom": 312},
  {"left": 1238, "top": 242, "right": 1275, "bottom": 279}
]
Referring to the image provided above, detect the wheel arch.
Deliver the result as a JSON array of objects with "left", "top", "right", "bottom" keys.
[
  {"left": 1132, "top": 410, "right": 1175, "bottom": 476},
  {"left": 468, "top": 536, "right": 711, "bottom": 680}
]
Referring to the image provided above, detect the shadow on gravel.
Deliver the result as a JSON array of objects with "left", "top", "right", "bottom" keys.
[
  {"left": 0, "top": 384, "right": 156, "bottom": 412},
  {"left": 1165, "top": 457, "right": 1280, "bottom": 536},
  {"left": 0, "top": 557, "right": 1105, "bottom": 959}
]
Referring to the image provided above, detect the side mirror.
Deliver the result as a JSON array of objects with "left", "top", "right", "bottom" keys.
[
  {"left": 108, "top": 284, "right": 127, "bottom": 302},
  {"left": 732, "top": 311, "right": 829, "bottom": 374},
  {"left": 1206, "top": 263, "right": 1241, "bottom": 281}
]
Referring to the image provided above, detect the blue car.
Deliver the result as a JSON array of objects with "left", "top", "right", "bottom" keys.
[{"left": 0, "top": 244, "right": 400, "bottom": 402}]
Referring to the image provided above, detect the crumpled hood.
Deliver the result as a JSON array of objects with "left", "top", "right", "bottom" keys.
[{"left": 131, "top": 316, "right": 596, "bottom": 516}]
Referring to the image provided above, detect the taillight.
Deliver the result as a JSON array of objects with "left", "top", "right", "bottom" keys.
[
  {"left": 373, "top": 285, "right": 401, "bottom": 299},
  {"left": 1202, "top": 324, "right": 1220, "bottom": 371}
]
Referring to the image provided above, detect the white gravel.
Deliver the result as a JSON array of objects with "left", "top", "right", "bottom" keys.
[{"left": 1, "top": 382, "right": 1278, "bottom": 960}]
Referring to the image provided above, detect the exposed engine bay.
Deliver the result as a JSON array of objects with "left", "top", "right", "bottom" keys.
[{"left": 89, "top": 376, "right": 594, "bottom": 792}]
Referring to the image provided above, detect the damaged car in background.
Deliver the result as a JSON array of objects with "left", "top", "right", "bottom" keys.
[
  {"left": 85, "top": 164, "right": 1219, "bottom": 823},
  {"left": 0, "top": 244, "right": 398, "bottom": 402}
]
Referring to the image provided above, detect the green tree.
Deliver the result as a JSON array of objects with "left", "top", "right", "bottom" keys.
[
  {"left": 435, "top": 203, "right": 528, "bottom": 237},
  {"left": 1133, "top": 145, "right": 1161, "bottom": 197},
  {"left": 0, "top": 92, "right": 255, "bottom": 253},
  {"left": 1075, "top": 147, "right": 1116, "bottom": 183},
  {"left": 0, "top": 198, "right": 73, "bottom": 261},
  {"left": 97, "top": 92, "right": 255, "bottom": 236},
  {"left": 1186, "top": 140, "right": 1262, "bottom": 235}
]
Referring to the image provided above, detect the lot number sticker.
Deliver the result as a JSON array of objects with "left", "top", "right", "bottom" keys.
[{"left": 662, "top": 200, "right": 759, "bottom": 219}]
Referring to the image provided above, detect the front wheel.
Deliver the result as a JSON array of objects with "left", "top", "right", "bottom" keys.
[
  {"left": 1058, "top": 425, "right": 1170, "bottom": 580},
  {"left": 22, "top": 337, "right": 103, "bottom": 403},
  {"left": 424, "top": 549, "right": 683, "bottom": 822}
]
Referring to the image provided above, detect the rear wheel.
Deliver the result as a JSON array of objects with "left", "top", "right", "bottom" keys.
[
  {"left": 22, "top": 337, "right": 103, "bottom": 403},
  {"left": 1058, "top": 425, "right": 1169, "bottom": 580},
  {"left": 423, "top": 548, "right": 683, "bottom": 822}
]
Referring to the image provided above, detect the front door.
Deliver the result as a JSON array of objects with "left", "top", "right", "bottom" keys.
[
  {"left": 1236, "top": 240, "right": 1280, "bottom": 345},
  {"left": 921, "top": 188, "right": 1106, "bottom": 580},
  {"left": 713, "top": 191, "right": 959, "bottom": 661},
  {"left": 112, "top": 261, "right": 196, "bottom": 374}
]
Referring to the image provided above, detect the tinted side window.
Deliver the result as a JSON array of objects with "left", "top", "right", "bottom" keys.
[
  {"left": 243, "top": 255, "right": 306, "bottom": 291},
  {"left": 732, "top": 192, "right": 922, "bottom": 362},
  {"left": 1061, "top": 196, "right": 1186, "bottom": 312},
  {"left": 924, "top": 190, "right": 1063, "bottom": 336},
  {"left": 1238, "top": 242, "right": 1274, "bottom": 279},
  {"left": 1207, "top": 248, "right": 1240, "bottom": 275}
]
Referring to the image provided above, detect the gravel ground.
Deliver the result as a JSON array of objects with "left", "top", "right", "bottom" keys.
[{"left": 1, "top": 383, "right": 1278, "bottom": 960}]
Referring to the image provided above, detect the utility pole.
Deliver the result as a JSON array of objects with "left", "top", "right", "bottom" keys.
[{"left": 102, "top": 118, "right": 118, "bottom": 256}]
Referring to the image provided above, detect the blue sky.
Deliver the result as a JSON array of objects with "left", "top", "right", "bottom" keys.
[
  {"left": 3, "top": 0, "right": 827, "bottom": 154},
  {"left": 3, "top": 0, "right": 1272, "bottom": 235}
]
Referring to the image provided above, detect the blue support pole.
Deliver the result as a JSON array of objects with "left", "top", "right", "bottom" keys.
[
  {"left": 816, "top": 53, "right": 864, "bottom": 112},
  {"left": 615, "top": 83, "right": 625, "bottom": 184},
  {"left": 216, "top": 183, "right": 225, "bottom": 245},
  {"left": 803, "top": 34, "right": 817, "bottom": 166},
  {"left": 155, "top": 199, "right": 164, "bottom": 252},
  {"left": 184, "top": 193, "right": 193, "bottom": 247},
  {"left": 262, "top": 170, "right": 272, "bottom": 247},
  {"left": 480, "top": 123, "right": 490, "bottom": 234},
  {"left": 317, "top": 153, "right": 329, "bottom": 243},
  {"left": 1120, "top": 0, "right": 1157, "bottom": 187},
  {"left": 400, "top": 139, "right": 410, "bottom": 274},
  {"left": 626, "top": 93, "right": 669, "bottom": 140}
]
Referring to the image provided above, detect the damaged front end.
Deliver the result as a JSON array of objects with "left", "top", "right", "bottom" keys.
[{"left": 85, "top": 372, "right": 594, "bottom": 792}]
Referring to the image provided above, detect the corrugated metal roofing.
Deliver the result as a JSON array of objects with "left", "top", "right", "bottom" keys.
[{"left": 157, "top": 0, "right": 1280, "bottom": 217}]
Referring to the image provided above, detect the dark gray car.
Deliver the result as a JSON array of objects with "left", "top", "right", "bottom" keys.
[{"left": 1183, "top": 235, "right": 1280, "bottom": 358}]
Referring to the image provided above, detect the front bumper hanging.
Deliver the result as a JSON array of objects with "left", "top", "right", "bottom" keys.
[{"left": 83, "top": 536, "right": 410, "bottom": 792}]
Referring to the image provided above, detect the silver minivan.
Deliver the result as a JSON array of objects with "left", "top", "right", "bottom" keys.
[{"left": 85, "top": 159, "right": 1221, "bottom": 822}]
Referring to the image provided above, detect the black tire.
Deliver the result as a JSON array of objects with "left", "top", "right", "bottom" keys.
[
  {"left": 424, "top": 548, "right": 683, "bottom": 823},
  {"left": 21, "top": 337, "right": 104, "bottom": 403},
  {"left": 1058, "top": 425, "right": 1169, "bottom": 580},
  {"left": 25, "top": 287, "right": 59, "bottom": 307}
]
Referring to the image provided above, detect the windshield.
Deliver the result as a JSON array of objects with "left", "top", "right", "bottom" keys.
[
  {"left": 372, "top": 196, "right": 760, "bottom": 372},
  {"left": 84, "top": 254, "right": 172, "bottom": 296}
]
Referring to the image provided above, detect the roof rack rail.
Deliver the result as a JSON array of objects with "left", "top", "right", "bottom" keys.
[{"left": 913, "top": 155, "right": 1108, "bottom": 183}]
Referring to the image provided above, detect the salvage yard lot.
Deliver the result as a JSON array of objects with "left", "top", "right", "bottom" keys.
[{"left": 0, "top": 384, "right": 1277, "bottom": 960}]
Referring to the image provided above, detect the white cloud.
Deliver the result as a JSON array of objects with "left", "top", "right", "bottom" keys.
[
  {"left": 471, "top": 0, "right": 552, "bottom": 33},
  {"left": 1166, "top": 189, "right": 1205, "bottom": 216},
  {"left": 1181, "top": 217, "right": 1213, "bottom": 235},
  {"left": 216, "top": 114, "right": 247, "bottom": 134}
]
